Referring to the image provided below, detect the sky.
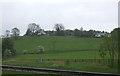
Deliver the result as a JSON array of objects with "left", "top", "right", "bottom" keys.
[{"left": 0, "top": 0, "right": 119, "bottom": 35}]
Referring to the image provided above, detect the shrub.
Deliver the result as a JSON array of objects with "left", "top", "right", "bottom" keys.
[
  {"left": 2, "top": 38, "right": 16, "bottom": 58},
  {"left": 36, "top": 46, "right": 45, "bottom": 54},
  {"left": 65, "top": 60, "right": 70, "bottom": 65},
  {"left": 23, "top": 50, "right": 28, "bottom": 54},
  {"left": 4, "top": 49, "right": 12, "bottom": 58}
]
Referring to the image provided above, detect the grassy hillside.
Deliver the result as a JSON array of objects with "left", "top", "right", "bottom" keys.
[
  {"left": 3, "top": 36, "right": 118, "bottom": 74},
  {"left": 14, "top": 36, "right": 102, "bottom": 54}
]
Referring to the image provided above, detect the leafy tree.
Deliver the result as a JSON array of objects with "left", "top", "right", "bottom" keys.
[
  {"left": 25, "top": 23, "right": 41, "bottom": 36},
  {"left": 73, "top": 29, "right": 96, "bottom": 37},
  {"left": 64, "top": 29, "right": 73, "bottom": 36},
  {"left": 12, "top": 27, "right": 20, "bottom": 36},
  {"left": 87, "top": 30, "right": 95, "bottom": 37},
  {"left": 74, "top": 28, "right": 80, "bottom": 37},
  {"left": 11, "top": 28, "right": 20, "bottom": 40},
  {"left": 2, "top": 38, "right": 16, "bottom": 58},
  {"left": 54, "top": 23, "right": 65, "bottom": 36},
  {"left": 45, "top": 30, "right": 55, "bottom": 36},
  {"left": 25, "top": 29, "right": 32, "bottom": 36},
  {"left": 99, "top": 28, "right": 119, "bottom": 67},
  {"left": 5, "top": 30, "right": 10, "bottom": 37}
]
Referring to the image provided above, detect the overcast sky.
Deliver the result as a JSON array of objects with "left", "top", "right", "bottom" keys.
[{"left": 0, "top": 0, "right": 119, "bottom": 35}]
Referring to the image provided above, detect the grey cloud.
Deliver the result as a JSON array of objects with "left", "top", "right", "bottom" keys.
[{"left": 1, "top": 1, "right": 118, "bottom": 35}]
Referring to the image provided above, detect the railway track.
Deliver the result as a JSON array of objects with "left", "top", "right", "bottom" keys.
[{"left": 1, "top": 65, "right": 120, "bottom": 76}]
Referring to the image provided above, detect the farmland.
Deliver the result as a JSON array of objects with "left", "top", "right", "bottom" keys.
[
  {"left": 2, "top": 36, "right": 118, "bottom": 74},
  {"left": 13, "top": 36, "right": 101, "bottom": 54}
]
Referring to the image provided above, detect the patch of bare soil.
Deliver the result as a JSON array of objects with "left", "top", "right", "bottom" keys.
[
  {"left": 89, "top": 62, "right": 108, "bottom": 69},
  {"left": 3, "top": 60, "right": 31, "bottom": 63},
  {"left": 50, "top": 61, "right": 66, "bottom": 65}
]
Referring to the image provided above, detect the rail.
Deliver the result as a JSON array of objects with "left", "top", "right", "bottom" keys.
[{"left": 1, "top": 65, "right": 120, "bottom": 76}]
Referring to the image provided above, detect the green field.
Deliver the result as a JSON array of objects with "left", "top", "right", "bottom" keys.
[
  {"left": 14, "top": 36, "right": 101, "bottom": 53},
  {"left": 2, "top": 36, "right": 118, "bottom": 74}
]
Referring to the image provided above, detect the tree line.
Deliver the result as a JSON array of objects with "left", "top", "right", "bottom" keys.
[
  {"left": 4, "top": 23, "right": 109, "bottom": 38},
  {"left": 24, "top": 23, "right": 109, "bottom": 38},
  {"left": 5, "top": 28, "right": 20, "bottom": 37}
]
